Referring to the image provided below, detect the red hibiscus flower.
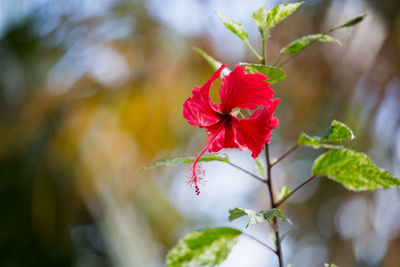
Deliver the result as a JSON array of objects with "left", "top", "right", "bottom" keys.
[{"left": 183, "top": 64, "right": 279, "bottom": 194}]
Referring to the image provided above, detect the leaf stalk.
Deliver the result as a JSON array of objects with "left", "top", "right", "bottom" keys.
[
  {"left": 227, "top": 162, "right": 267, "bottom": 184},
  {"left": 242, "top": 232, "right": 277, "bottom": 254},
  {"left": 270, "top": 144, "right": 299, "bottom": 167},
  {"left": 275, "top": 175, "right": 318, "bottom": 207}
]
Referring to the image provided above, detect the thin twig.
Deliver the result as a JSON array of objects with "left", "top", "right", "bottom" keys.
[
  {"left": 265, "top": 144, "right": 284, "bottom": 267},
  {"left": 273, "top": 53, "right": 283, "bottom": 66},
  {"left": 278, "top": 52, "right": 300, "bottom": 67},
  {"left": 275, "top": 175, "right": 318, "bottom": 207},
  {"left": 245, "top": 40, "right": 262, "bottom": 62},
  {"left": 241, "top": 232, "right": 277, "bottom": 254},
  {"left": 270, "top": 144, "right": 299, "bottom": 168},
  {"left": 227, "top": 162, "right": 267, "bottom": 184}
]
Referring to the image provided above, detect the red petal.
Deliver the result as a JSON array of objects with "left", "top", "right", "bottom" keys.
[
  {"left": 233, "top": 99, "right": 280, "bottom": 158},
  {"left": 206, "top": 120, "right": 239, "bottom": 153},
  {"left": 219, "top": 65, "right": 274, "bottom": 114},
  {"left": 183, "top": 65, "right": 225, "bottom": 128}
]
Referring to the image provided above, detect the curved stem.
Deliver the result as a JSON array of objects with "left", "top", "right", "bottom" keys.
[
  {"left": 273, "top": 53, "right": 283, "bottom": 67},
  {"left": 241, "top": 232, "right": 277, "bottom": 254},
  {"left": 226, "top": 162, "right": 267, "bottom": 184},
  {"left": 278, "top": 52, "right": 300, "bottom": 67},
  {"left": 245, "top": 40, "right": 262, "bottom": 62},
  {"left": 270, "top": 144, "right": 298, "bottom": 168},
  {"left": 275, "top": 175, "right": 318, "bottom": 207},
  {"left": 265, "top": 144, "right": 284, "bottom": 267}
]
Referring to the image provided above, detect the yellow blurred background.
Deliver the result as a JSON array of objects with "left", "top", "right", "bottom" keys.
[{"left": 0, "top": 0, "right": 399, "bottom": 266}]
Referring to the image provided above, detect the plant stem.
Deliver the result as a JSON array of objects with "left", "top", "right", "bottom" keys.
[
  {"left": 261, "top": 38, "right": 266, "bottom": 65},
  {"left": 275, "top": 175, "right": 317, "bottom": 207},
  {"left": 227, "top": 162, "right": 267, "bottom": 184},
  {"left": 270, "top": 144, "right": 298, "bottom": 167},
  {"left": 241, "top": 232, "right": 277, "bottom": 254},
  {"left": 278, "top": 52, "right": 300, "bottom": 67},
  {"left": 245, "top": 40, "right": 263, "bottom": 62},
  {"left": 263, "top": 29, "right": 270, "bottom": 64},
  {"left": 273, "top": 53, "right": 283, "bottom": 66},
  {"left": 265, "top": 144, "right": 284, "bottom": 267}
]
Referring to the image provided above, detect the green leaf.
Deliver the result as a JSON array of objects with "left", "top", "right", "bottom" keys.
[
  {"left": 193, "top": 47, "right": 230, "bottom": 77},
  {"left": 228, "top": 208, "right": 292, "bottom": 228},
  {"left": 241, "top": 63, "right": 286, "bottom": 83},
  {"left": 324, "top": 264, "right": 338, "bottom": 267},
  {"left": 277, "top": 186, "right": 290, "bottom": 202},
  {"left": 216, "top": 11, "right": 248, "bottom": 42},
  {"left": 166, "top": 227, "right": 241, "bottom": 267},
  {"left": 228, "top": 208, "right": 248, "bottom": 222},
  {"left": 313, "top": 148, "right": 400, "bottom": 191},
  {"left": 330, "top": 14, "right": 367, "bottom": 32},
  {"left": 215, "top": 11, "right": 262, "bottom": 60},
  {"left": 252, "top": 5, "right": 268, "bottom": 34},
  {"left": 229, "top": 208, "right": 293, "bottom": 241},
  {"left": 281, "top": 34, "right": 340, "bottom": 54},
  {"left": 139, "top": 154, "right": 229, "bottom": 172},
  {"left": 255, "top": 157, "right": 266, "bottom": 177},
  {"left": 266, "top": 2, "right": 303, "bottom": 29},
  {"left": 298, "top": 120, "right": 355, "bottom": 149}
]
